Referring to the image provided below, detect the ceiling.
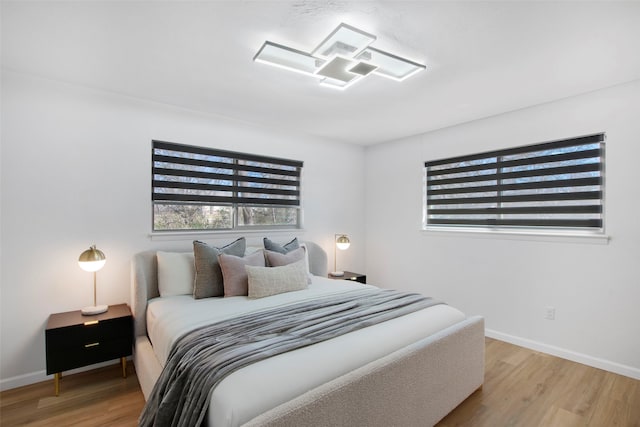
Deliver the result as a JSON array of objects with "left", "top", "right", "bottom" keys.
[{"left": 3, "top": 1, "right": 640, "bottom": 145}]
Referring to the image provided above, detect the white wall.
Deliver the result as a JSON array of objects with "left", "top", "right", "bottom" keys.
[
  {"left": 2, "top": 70, "right": 638, "bottom": 390},
  {"left": 0, "top": 71, "right": 366, "bottom": 389},
  {"left": 365, "top": 79, "right": 640, "bottom": 379}
]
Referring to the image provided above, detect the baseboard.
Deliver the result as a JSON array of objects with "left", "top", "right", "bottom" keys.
[
  {"left": 0, "top": 370, "right": 48, "bottom": 392},
  {"left": 485, "top": 329, "right": 640, "bottom": 380},
  {"left": 0, "top": 357, "right": 132, "bottom": 392}
]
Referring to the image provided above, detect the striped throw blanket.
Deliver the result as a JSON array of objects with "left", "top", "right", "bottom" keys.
[{"left": 139, "top": 288, "right": 441, "bottom": 427}]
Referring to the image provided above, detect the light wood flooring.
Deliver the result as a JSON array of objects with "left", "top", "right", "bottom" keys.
[
  {"left": 437, "top": 338, "right": 640, "bottom": 426},
  {"left": 1, "top": 338, "right": 639, "bottom": 426}
]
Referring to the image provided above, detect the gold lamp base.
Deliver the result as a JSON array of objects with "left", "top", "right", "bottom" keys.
[{"left": 81, "top": 305, "right": 108, "bottom": 315}]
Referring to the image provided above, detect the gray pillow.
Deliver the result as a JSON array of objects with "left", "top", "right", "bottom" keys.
[
  {"left": 247, "top": 259, "right": 308, "bottom": 299},
  {"left": 219, "top": 250, "right": 266, "bottom": 297},
  {"left": 193, "top": 238, "right": 246, "bottom": 299},
  {"left": 263, "top": 237, "right": 299, "bottom": 254}
]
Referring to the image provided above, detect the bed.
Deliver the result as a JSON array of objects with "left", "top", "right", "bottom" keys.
[{"left": 131, "top": 240, "right": 484, "bottom": 426}]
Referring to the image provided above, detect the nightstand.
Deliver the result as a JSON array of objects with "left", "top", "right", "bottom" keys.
[
  {"left": 328, "top": 271, "right": 366, "bottom": 284},
  {"left": 45, "top": 303, "right": 133, "bottom": 396}
]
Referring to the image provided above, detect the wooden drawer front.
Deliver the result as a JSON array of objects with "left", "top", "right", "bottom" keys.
[
  {"left": 45, "top": 316, "right": 133, "bottom": 374},
  {"left": 46, "top": 316, "right": 131, "bottom": 348},
  {"left": 46, "top": 337, "right": 131, "bottom": 374}
]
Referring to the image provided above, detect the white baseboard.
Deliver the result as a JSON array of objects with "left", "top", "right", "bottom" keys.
[
  {"left": 485, "top": 329, "right": 640, "bottom": 380},
  {"left": 0, "top": 358, "right": 132, "bottom": 392},
  {"left": 0, "top": 370, "right": 49, "bottom": 392}
]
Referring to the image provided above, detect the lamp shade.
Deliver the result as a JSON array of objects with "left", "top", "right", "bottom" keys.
[
  {"left": 78, "top": 245, "right": 106, "bottom": 272},
  {"left": 336, "top": 235, "right": 351, "bottom": 250}
]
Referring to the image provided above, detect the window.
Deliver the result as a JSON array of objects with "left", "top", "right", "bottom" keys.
[
  {"left": 152, "top": 140, "right": 303, "bottom": 231},
  {"left": 424, "top": 133, "right": 605, "bottom": 232}
]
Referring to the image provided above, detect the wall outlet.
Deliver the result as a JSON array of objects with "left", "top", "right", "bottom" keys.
[{"left": 544, "top": 306, "right": 556, "bottom": 320}]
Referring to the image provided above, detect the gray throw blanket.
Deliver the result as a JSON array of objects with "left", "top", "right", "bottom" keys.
[{"left": 139, "top": 288, "right": 442, "bottom": 427}]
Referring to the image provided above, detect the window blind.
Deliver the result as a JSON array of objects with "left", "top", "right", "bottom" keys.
[
  {"left": 424, "top": 133, "right": 605, "bottom": 230},
  {"left": 152, "top": 140, "right": 303, "bottom": 207}
]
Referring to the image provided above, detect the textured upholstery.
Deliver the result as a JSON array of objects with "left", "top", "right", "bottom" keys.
[
  {"left": 244, "top": 316, "right": 485, "bottom": 427},
  {"left": 131, "top": 251, "right": 159, "bottom": 338},
  {"left": 247, "top": 260, "right": 308, "bottom": 298}
]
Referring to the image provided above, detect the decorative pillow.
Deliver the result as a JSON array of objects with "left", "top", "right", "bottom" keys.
[
  {"left": 247, "top": 259, "right": 308, "bottom": 299},
  {"left": 219, "top": 250, "right": 266, "bottom": 297},
  {"left": 264, "top": 246, "right": 305, "bottom": 267},
  {"left": 157, "top": 252, "right": 195, "bottom": 297},
  {"left": 193, "top": 238, "right": 246, "bottom": 299},
  {"left": 263, "top": 237, "right": 300, "bottom": 254},
  {"left": 264, "top": 247, "right": 311, "bottom": 283},
  {"left": 298, "top": 243, "right": 313, "bottom": 278}
]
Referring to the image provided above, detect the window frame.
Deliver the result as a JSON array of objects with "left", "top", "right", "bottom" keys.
[
  {"left": 423, "top": 133, "right": 606, "bottom": 237},
  {"left": 151, "top": 140, "right": 303, "bottom": 232}
]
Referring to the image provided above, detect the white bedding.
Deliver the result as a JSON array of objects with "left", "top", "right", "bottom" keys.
[{"left": 146, "top": 277, "right": 466, "bottom": 427}]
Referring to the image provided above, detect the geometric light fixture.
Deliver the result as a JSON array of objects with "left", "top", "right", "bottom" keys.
[{"left": 253, "top": 23, "right": 426, "bottom": 90}]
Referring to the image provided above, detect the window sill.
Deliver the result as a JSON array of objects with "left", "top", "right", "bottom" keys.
[
  {"left": 150, "top": 228, "right": 305, "bottom": 241},
  {"left": 422, "top": 227, "right": 610, "bottom": 245}
]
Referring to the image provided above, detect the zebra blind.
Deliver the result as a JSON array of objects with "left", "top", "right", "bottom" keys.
[
  {"left": 424, "top": 133, "right": 605, "bottom": 230},
  {"left": 152, "top": 140, "right": 303, "bottom": 207}
]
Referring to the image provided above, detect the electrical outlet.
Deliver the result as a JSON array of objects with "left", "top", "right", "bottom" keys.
[{"left": 545, "top": 306, "right": 556, "bottom": 320}]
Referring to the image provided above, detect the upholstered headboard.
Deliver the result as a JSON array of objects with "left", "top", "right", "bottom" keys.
[{"left": 130, "top": 241, "right": 328, "bottom": 338}]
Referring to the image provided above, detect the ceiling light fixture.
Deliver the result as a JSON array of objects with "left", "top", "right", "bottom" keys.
[{"left": 253, "top": 23, "right": 426, "bottom": 90}]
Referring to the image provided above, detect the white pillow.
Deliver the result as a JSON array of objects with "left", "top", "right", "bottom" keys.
[
  {"left": 157, "top": 252, "right": 195, "bottom": 297},
  {"left": 299, "top": 243, "right": 313, "bottom": 279},
  {"left": 246, "top": 259, "right": 308, "bottom": 299}
]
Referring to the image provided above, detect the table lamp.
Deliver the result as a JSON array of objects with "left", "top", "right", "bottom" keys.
[
  {"left": 330, "top": 234, "right": 350, "bottom": 277},
  {"left": 78, "top": 245, "right": 107, "bottom": 315}
]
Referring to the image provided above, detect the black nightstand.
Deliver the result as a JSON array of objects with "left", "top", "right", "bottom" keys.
[
  {"left": 328, "top": 271, "right": 366, "bottom": 284},
  {"left": 45, "top": 304, "right": 133, "bottom": 395}
]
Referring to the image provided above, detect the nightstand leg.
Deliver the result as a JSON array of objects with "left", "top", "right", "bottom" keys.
[
  {"left": 54, "top": 373, "right": 60, "bottom": 396},
  {"left": 121, "top": 357, "right": 127, "bottom": 378}
]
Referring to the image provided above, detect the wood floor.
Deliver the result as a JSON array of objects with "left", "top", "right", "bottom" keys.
[
  {"left": 437, "top": 339, "right": 640, "bottom": 427},
  {"left": 0, "top": 364, "right": 143, "bottom": 426},
  {"left": 1, "top": 338, "right": 639, "bottom": 426}
]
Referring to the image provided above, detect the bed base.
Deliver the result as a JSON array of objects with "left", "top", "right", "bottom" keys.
[
  {"left": 245, "top": 315, "right": 484, "bottom": 427},
  {"left": 133, "top": 316, "right": 484, "bottom": 426}
]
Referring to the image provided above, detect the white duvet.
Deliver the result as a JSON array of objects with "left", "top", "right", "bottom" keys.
[{"left": 146, "top": 277, "right": 466, "bottom": 427}]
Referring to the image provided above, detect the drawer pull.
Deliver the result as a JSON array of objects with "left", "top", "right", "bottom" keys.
[
  {"left": 84, "top": 320, "right": 99, "bottom": 326},
  {"left": 84, "top": 342, "right": 100, "bottom": 348}
]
